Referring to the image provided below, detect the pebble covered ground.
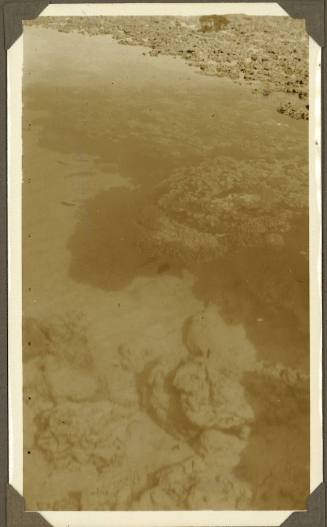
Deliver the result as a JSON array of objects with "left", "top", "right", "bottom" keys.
[{"left": 26, "top": 15, "right": 309, "bottom": 119}]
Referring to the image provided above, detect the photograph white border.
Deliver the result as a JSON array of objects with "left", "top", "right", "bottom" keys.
[{"left": 7, "top": 3, "right": 322, "bottom": 526}]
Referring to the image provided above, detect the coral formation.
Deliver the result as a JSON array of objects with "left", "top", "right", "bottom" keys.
[
  {"left": 138, "top": 155, "right": 308, "bottom": 262},
  {"left": 23, "top": 307, "right": 308, "bottom": 510}
]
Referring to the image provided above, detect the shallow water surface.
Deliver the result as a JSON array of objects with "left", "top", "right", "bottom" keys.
[{"left": 23, "top": 26, "right": 309, "bottom": 511}]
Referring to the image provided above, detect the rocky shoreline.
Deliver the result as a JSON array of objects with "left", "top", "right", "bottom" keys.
[{"left": 26, "top": 15, "right": 309, "bottom": 119}]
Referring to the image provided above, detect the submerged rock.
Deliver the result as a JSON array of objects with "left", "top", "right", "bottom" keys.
[
  {"left": 173, "top": 359, "right": 254, "bottom": 432},
  {"left": 37, "top": 401, "right": 132, "bottom": 468},
  {"left": 138, "top": 155, "right": 307, "bottom": 264}
]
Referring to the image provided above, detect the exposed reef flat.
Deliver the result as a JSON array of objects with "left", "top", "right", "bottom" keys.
[{"left": 25, "top": 15, "right": 309, "bottom": 119}]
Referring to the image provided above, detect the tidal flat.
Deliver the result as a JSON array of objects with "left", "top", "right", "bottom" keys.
[{"left": 22, "top": 17, "right": 309, "bottom": 511}]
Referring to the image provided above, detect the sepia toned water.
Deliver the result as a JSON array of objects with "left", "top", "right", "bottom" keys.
[{"left": 23, "top": 26, "right": 309, "bottom": 511}]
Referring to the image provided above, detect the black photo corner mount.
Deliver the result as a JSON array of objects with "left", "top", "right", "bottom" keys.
[
  {"left": 6, "top": 486, "right": 53, "bottom": 527},
  {"left": 4, "top": 482, "right": 327, "bottom": 527},
  {"left": 3, "top": 0, "right": 49, "bottom": 49},
  {"left": 280, "top": 483, "right": 327, "bottom": 526},
  {"left": 0, "top": 0, "right": 326, "bottom": 526}
]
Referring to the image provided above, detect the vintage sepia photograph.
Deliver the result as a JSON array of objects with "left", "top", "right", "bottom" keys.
[{"left": 21, "top": 9, "right": 311, "bottom": 513}]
